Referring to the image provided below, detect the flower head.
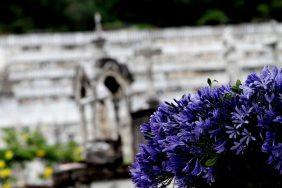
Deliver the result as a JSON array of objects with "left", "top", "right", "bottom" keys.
[
  {"left": 42, "top": 166, "right": 53, "bottom": 179},
  {"left": 131, "top": 85, "right": 236, "bottom": 187},
  {"left": 0, "top": 168, "right": 12, "bottom": 178},
  {"left": 0, "top": 160, "right": 6, "bottom": 169},
  {"left": 131, "top": 66, "right": 282, "bottom": 187},
  {"left": 4, "top": 151, "right": 13, "bottom": 160},
  {"left": 36, "top": 149, "right": 46, "bottom": 158}
]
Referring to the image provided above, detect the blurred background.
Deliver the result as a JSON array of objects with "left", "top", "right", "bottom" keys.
[
  {"left": 1, "top": 0, "right": 282, "bottom": 33},
  {"left": 0, "top": 0, "right": 281, "bottom": 187}
]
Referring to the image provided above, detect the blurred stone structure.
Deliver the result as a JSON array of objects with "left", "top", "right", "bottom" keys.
[{"left": 0, "top": 22, "right": 281, "bottom": 162}]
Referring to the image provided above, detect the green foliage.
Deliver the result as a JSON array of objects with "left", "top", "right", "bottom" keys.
[
  {"left": 271, "top": 0, "right": 282, "bottom": 9},
  {"left": 0, "top": 128, "right": 83, "bottom": 164},
  {"left": 132, "top": 23, "right": 155, "bottom": 30},
  {"left": 197, "top": 9, "right": 229, "bottom": 25},
  {"left": 257, "top": 4, "right": 270, "bottom": 18},
  {"left": 205, "top": 156, "right": 218, "bottom": 167},
  {"left": 0, "top": 127, "right": 84, "bottom": 185},
  {"left": 0, "top": 0, "right": 281, "bottom": 33},
  {"left": 103, "top": 21, "right": 125, "bottom": 30},
  {"left": 231, "top": 80, "right": 242, "bottom": 94},
  {"left": 207, "top": 78, "right": 212, "bottom": 87}
]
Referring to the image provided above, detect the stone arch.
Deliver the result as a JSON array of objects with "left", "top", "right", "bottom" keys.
[
  {"left": 94, "top": 57, "right": 133, "bottom": 98},
  {"left": 94, "top": 57, "right": 134, "bottom": 162}
]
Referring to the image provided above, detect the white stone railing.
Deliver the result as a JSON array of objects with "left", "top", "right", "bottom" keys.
[{"left": 0, "top": 22, "right": 281, "bottom": 47}]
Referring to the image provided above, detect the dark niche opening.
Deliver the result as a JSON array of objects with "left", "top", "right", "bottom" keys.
[
  {"left": 80, "top": 85, "right": 87, "bottom": 98},
  {"left": 104, "top": 76, "right": 120, "bottom": 94}
]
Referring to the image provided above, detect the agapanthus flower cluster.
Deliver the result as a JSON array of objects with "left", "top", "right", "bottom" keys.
[
  {"left": 239, "top": 66, "right": 282, "bottom": 174},
  {"left": 131, "top": 66, "right": 282, "bottom": 187}
]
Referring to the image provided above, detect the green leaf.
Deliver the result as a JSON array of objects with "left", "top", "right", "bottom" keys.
[
  {"left": 205, "top": 156, "right": 218, "bottom": 167},
  {"left": 223, "top": 93, "right": 233, "bottom": 100},
  {"left": 231, "top": 86, "right": 237, "bottom": 92},
  {"left": 231, "top": 80, "right": 242, "bottom": 94},
  {"left": 235, "top": 80, "right": 241, "bottom": 87},
  {"left": 207, "top": 78, "right": 219, "bottom": 87},
  {"left": 207, "top": 78, "right": 212, "bottom": 87}
]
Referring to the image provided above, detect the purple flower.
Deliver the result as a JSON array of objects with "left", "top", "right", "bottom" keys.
[
  {"left": 240, "top": 128, "right": 256, "bottom": 145},
  {"left": 225, "top": 125, "right": 240, "bottom": 139},
  {"left": 202, "top": 167, "right": 215, "bottom": 183},
  {"left": 131, "top": 66, "right": 282, "bottom": 187},
  {"left": 191, "top": 159, "right": 203, "bottom": 176},
  {"left": 230, "top": 141, "right": 245, "bottom": 154},
  {"left": 214, "top": 140, "right": 226, "bottom": 154},
  {"left": 273, "top": 116, "right": 282, "bottom": 123}
]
